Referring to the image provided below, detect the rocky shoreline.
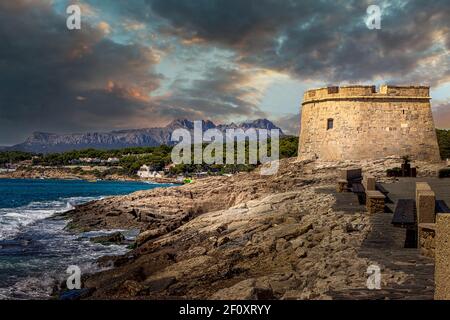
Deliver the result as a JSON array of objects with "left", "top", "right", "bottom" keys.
[
  {"left": 0, "top": 167, "right": 130, "bottom": 181},
  {"left": 60, "top": 157, "right": 444, "bottom": 299},
  {"left": 0, "top": 167, "right": 181, "bottom": 184}
]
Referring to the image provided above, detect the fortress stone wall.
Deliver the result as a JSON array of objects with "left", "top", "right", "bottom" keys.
[{"left": 298, "top": 85, "right": 441, "bottom": 161}]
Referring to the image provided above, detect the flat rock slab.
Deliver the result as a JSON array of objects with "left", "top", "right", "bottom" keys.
[{"left": 317, "top": 187, "right": 366, "bottom": 213}]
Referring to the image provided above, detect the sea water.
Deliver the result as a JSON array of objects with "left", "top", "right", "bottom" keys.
[{"left": 0, "top": 178, "right": 170, "bottom": 299}]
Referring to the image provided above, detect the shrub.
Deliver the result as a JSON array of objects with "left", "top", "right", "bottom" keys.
[
  {"left": 438, "top": 168, "right": 450, "bottom": 178},
  {"left": 387, "top": 167, "right": 402, "bottom": 177},
  {"left": 402, "top": 155, "right": 411, "bottom": 164}
]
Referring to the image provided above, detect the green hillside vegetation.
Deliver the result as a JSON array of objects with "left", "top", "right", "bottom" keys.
[
  {"left": 0, "top": 151, "right": 34, "bottom": 166},
  {"left": 2, "top": 130, "right": 449, "bottom": 178},
  {"left": 0, "top": 136, "right": 300, "bottom": 177},
  {"left": 436, "top": 129, "right": 450, "bottom": 160}
]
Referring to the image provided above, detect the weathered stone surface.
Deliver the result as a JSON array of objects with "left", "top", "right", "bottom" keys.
[
  {"left": 90, "top": 232, "right": 125, "bottom": 245},
  {"left": 416, "top": 182, "right": 432, "bottom": 202},
  {"left": 298, "top": 85, "right": 441, "bottom": 162},
  {"left": 64, "top": 157, "right": 441, "bottom": 300},
  {"left": 136, "top": 228, "right": 167, "bottom": 246},
  {"left": 435, "top": 214, "right": 450, "bottom": 300},
  {"left": 119, "top": 280, "right": 145, "bottom": 297},
  {"left": 417, "top": 190, "right": 436, "bottom": 224},
  {"left": 211, "top": 279, "right": 274, "bottom": 300},
  {"left": 337, "top": 179, "right": 348, "bottom": 193},
  {"left": 363, "top": 175, "right": 376, "bottom": 191},
  {"left": 144, "top": 277, "right": 176, "bottom": 293},
  {"left": 366, "top": 191, "right": 385, "bottom": 214},
  {"left": 418, "top": 223, "right": 435, "bottom": 258}
]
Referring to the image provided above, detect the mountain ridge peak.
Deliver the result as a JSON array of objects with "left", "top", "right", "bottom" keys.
[{"left": 9, "top": 118, "right": 284, "bottom": 153}]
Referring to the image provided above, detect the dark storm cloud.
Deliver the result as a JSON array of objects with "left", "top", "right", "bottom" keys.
[
  {"left": 275, "top": 113, "right": 301, "bottom": 136},
  {"left": 2, "top": 0, "right": 450, "bottom": 144},
  {"left": 433, "top": 100, "right": 450, "bottom": 130},
  {"left": 145, "top": 0, "right": 450, "bottom": 83},
  {"left": 0, "top": 0, "right": 273, "bottom": 144},
  {"left": 164, "top": 67, "right": 267, "bottom": 118},
  {"left": 0, "top": 0, "right": 164, "bottom": 144}
]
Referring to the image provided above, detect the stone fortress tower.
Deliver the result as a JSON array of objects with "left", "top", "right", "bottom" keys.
[{"left": 298, "top": 85, "right": 441, "bottom": 161}]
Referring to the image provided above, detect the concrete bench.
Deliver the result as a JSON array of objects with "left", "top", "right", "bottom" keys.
[
  {"left": 337, "top": 168, "right": 362, "bottom": 193},
  {"left": 392, "top": 199, "right": 416, "bottom": 227},
  {"left": 436, "top": 200, "right": 450, "bottom": 214},
  {"left": 366, "top": 190, "right": 386, "bottom": 214},
  {"left": 351, "top": 183, "right": 365, "bottom": 194},
  {"left": 339, "top": 168, "right": 362, "bottom": 182},
  {"left": 375, "top": 183, "right": 389, "bottom": 196}
]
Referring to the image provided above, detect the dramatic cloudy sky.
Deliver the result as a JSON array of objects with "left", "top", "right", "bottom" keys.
[{"left": 1, "top": 0, "right": 450, "bottom": 145}]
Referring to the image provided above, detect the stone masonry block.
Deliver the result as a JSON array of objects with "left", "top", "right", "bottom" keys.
[
  {"left": 339, "top": 168, "right": 362, "bottom": 181},
  {"left": 416, "top": 182, "right": 432, "bottom": 202},
  {"left": 298, "top": 85, "right": 441, "bottom": 162},
  {"left": 417, "top": 190, "right": 436, "bottom": 224},
  {"left": 363, "top": 175, "right": 376, "bottom": 191},
  {"left": 435, "top": 214, "right": 450, "bottom": 300},
  {"left": 418, "top": 223, "right": 436, "bottom": 258},
  {"left": 366, "top": 190, "right": 385, "bottom": 214},
  {"left": 337, "top": 179, "right": 348, "bottom": 193}
]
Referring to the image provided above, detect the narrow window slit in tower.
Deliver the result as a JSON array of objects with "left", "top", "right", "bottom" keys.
[{"left": 327, "top": 118, "right": 334, "bottom": 130}]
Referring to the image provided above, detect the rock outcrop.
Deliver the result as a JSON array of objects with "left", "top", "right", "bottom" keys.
[{"left": 64, "top": 157, "right": 443, "bottom": 299}]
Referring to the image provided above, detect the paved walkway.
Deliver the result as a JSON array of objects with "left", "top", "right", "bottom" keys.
[
  {"left": 329, "top": 210, "right": 435, "bottom": 299},
  {"left": 325, "top": 178, "right": 450, "bottom": 300},
  {"left": 382, "top": 177, "right": 450, "bottom": 213}
]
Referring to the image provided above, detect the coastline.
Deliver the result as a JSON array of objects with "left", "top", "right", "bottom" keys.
[
  {"left": 0, "top": 167, "right": 182, "bottom": 184},
  {"left": 0, "top": 178, "right": 175, "bottom": 299},
  {"left": 59, "top": 157, "right": 445, "bottom": 299}
]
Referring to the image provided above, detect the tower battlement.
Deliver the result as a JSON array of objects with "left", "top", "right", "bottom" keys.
[
  {"left": 298, "top": 84, "right": 440, "bottom": 162},
  {"left": 303, "top": 85, "right": 430, "bottom": 105}
]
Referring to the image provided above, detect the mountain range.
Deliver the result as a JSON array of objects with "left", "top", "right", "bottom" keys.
[{"left": 5, "top": 119, "right": 284, "bottom": 153}]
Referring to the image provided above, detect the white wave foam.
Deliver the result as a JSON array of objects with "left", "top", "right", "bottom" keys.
[
  {"left": 0, "top": 275, "right": 57, "bottom": 300},
  {"left": 0, "top": 196, "right": 101, "bottom": 240}
]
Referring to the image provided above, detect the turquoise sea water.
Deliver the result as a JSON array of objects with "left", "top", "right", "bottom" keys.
[{"left": 0, "top": 178, "right": 170, "bottom": 299}]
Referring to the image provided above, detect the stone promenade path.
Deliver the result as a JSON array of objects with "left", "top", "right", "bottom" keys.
[{"left": 327, "top": 178, "right": 450, "bottom": 299}]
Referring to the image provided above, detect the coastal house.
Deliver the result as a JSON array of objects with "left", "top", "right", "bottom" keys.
[
  {"left": 17, "top": 160, "right": 33, "bottom": 166},
  {"left": 194, "top": 172, "right": 208, "bottom": 178},
  {"left": 79, "top": 157, "right": 101, "bottom": 164},
  {"left": 137, "top": 164, "right": 164, "bottom": 179},
  {"left": 107, "top": 157, "right": 120, "bottom": 164},
  {"left": 164, "top": 163, "right": 176, "bottom": 173}
]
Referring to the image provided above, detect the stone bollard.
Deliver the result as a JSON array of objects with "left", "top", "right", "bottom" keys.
[
  {"left": 415, "top": 182, "right": 431, "bottom": 203},
  {"left": 337, "top": 179, "right": 348, "bottom": 193},
  {"left": 366, "top": 191, "right": 385, "bottom": 214},
  {"left": 435, "top": 214, "right": 450, "bottom": 300},
  {"left": 363, "top": 175, "right": 376, "bottom": 191},
  {"left": 416, "top": 183, "right": 436, "bottom": 249},
  {"left": 417, "top": 190, "right": 436, "bottom": 224}
]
